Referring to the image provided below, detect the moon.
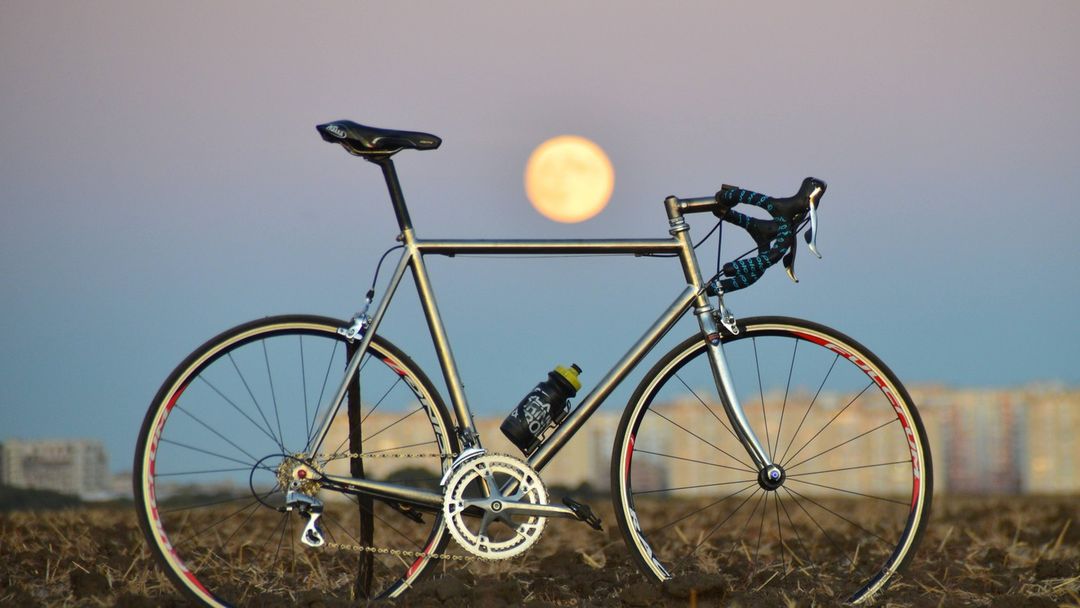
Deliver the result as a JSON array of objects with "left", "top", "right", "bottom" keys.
[{"left": 524, "top": 135, "right": 614, "bottom": 223}]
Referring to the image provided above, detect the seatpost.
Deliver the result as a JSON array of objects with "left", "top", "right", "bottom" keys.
[{"left": 372, "top": 158, "right": 414, "bottom": 232}]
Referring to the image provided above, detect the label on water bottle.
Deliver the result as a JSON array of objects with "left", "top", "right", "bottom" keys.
[{"left": 519, "top": 390, "right": 552, "bottom": 435}]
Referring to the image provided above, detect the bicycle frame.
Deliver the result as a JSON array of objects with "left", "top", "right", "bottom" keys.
[{"left": 307, "top": 158, "right": 774, "bottom": 511}]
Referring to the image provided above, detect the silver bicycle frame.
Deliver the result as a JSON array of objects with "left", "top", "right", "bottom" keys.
[{"left": 307, "top": 161, "right": 773, "bottom": 511}]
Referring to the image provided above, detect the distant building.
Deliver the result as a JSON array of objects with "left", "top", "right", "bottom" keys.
[
  {"left": 0, "top": 439, "right": 109, "bottom": 499},
  {"left": 914, "top": 384, "right": 1080, "bottom": 495}
]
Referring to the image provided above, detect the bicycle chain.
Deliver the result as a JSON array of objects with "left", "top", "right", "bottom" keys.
[{"left": 303, "top": 450, "right": 484, "bottom": 562}]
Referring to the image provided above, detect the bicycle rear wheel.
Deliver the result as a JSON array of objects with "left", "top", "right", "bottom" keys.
[
  {"left": 611, "top": 316, "right": 932, "bottom": 604},
  {"left": 134, "top": 315, "right": 458, "bottom": 606}
]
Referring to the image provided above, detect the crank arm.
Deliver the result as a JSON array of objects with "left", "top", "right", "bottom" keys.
[{"left": 461, "top": 498, "right": 579, "bottom": 520}]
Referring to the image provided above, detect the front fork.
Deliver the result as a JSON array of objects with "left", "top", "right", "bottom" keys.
[{"left": 693, "top": 301, "right": 776, "bottom": 474}]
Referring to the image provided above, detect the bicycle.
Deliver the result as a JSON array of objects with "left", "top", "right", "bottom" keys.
[{"left": 134, "top": 120, "right": 933, "bottom": 606}]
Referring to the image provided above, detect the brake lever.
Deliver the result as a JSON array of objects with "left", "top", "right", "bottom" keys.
[
  {"left": 783, "top": 242, "right": 798, "bottom": 282},
  {"left": 806, "top": 185, "right": 823, "bottom": 258}
]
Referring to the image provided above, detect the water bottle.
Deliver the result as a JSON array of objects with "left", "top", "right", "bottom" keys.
[{"left": 500, "top": 364, "right": 582, "bottom": 455}]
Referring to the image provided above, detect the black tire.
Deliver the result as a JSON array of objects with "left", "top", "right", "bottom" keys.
[
  {"left": 611, "top": 317, "right": 932, "bottom": 604},
  {"left": 134, "top": 315, "right": 459, "bottom": 606}
]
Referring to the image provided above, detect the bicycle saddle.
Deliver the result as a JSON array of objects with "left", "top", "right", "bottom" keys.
[{"left": 316, "top": 120, "right": 441, "bottom": 158}]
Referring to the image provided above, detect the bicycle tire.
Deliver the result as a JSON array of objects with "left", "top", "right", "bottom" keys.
[
  {"left": 611, "top": 316, "right": 932, "bottom": 604},
  {"left": 134, "top": 315, "right": 459, "bottom": 606}
]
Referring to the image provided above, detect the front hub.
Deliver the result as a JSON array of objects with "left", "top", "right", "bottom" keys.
[{"left": 758, "top": 464, "right": 786, "bottom": 491}]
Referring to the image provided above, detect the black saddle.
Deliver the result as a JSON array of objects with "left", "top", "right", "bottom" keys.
[{"left": 316, "top": 120, "right": 441, "bottom": 159}]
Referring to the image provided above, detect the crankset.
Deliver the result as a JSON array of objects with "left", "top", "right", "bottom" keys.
[{"left": 442, "top": 453, "right": 549, "bottom": 559}]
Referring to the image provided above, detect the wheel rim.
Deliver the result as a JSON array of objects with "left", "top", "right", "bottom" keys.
[
  {"left": 136, "top": 319, "right": 454, "bottom": 606},
  {"left": 615, "top": 319, "right": 930, "bottom": 604}
]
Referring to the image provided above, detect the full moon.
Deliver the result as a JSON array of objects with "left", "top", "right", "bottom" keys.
[{"left": 524, "top": 135, "right": 614, "bottom": 223}]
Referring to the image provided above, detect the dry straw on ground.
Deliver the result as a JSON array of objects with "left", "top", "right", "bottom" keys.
[{"left": 1, "top": 496, "right": 1077, "bottom": 607}]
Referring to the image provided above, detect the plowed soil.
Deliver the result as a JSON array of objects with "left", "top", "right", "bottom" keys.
[{"left": 1, "top": 496, "right": 1077, "bottom": 607}]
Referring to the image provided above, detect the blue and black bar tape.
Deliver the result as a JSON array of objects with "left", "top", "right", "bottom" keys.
[{"left": 718, "top": 185, "right": 775, "bottom": 213}]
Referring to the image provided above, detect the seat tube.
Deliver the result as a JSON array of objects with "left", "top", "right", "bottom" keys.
[
  {"left": 374, "top": 158, "right": 414, "bottom": 232},
  {"left": 404, "top": 234, "right": 480, "bottom": 446},
  {"left": 665, "top": 196, "right": 772, "bottom": 471}
]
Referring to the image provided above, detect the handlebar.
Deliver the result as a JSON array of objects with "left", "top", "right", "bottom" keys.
[{"left": 683, "top": 177, "right": 827, "bottom": 293}]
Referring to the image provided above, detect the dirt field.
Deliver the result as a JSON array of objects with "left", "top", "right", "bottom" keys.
[{"left": 1, "top": 496, "right": 1077, "bottom": 607}]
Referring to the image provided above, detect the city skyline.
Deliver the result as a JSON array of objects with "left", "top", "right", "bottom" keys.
[{"left": 7, "top": 382, "right": 1075, "bottom": 497}]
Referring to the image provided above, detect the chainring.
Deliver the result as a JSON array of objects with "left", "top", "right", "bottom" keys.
[{"left": 442, "top": 453, "right": 547, "bottom": 559}]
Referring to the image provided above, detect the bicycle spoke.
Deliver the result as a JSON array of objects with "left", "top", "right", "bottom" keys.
[
  {"left": 174, "top": 404, "right": 263, "bottom": 465},
  {"left": 786, "top": 460, "right": 910, "bottom": 478},
  {"left": 287, "top": 513, "right": 297, "bottom": 574},
  {"left": 787, "top": 418, "right": 899, "bottom": 472},
  {"left": 364, "top": 406, "right": 424, "bottom": 443},
  {"left": 786, "top": 477, "right": 910, "bottom": 507},
  {"left": 300, "top": 335, "right": 310, "bottom": 448},
  {"left": 155, "top": 466, "right": 255, "bottom": 477},
  {"left": 752, "top": 337, "right": 772, "bottom": 459},
  {"left": 647, "top": 409, "right": 755, "bottom": 471},
  {"left": 782, "top": 381, "right": 873, "bottom": 468},
  {"left": 198, "top": 376, "right": 282, "bottom": 450},
  {"left": 220, "top": 498, "right": 264, "bottom": 553},
  {"left": 361, "top": 376, "right": 403, "bottom": 426},
  {"left": 723, "top": 489, "right": 767, "bottom": 567},
  {"left": 773, "top": 488, "right": 786, "bottom": 573},
  {"left": 158, "top": 437, "right": 261, "bottom": 470},
  {"left": 158, "top": 493, "right": 258, "bottom": 514},
  {"left": 362, "top": 440, "right": 438, "bottom": 455},
  {"left": 633, "top": 449, "right": 755, "bottom": 474},
  {"left": 229, "top": 352, "right": 284, "bottom": 452},
  {"left": 774, "top": 339, "right": 798, "bottom": 463},
  {"left": 349, "top": 496, "right": 426, "bottom": 551},
  {"left": 780, "top": 487, "right": 854, "bottom": 569},
  {"left": 632, "top": 478, "right": 757, "bottom": 496},
  {"left": 262, "top": 340, "right": 286, "bottom": 456},
  {"left": 323, "top": 511, "right": 365, "bottom": 547},
  {"left": 258, "top": 511, "right": 290, "bottom": 557},
  {"left": 777, "top": 353, "right": 838, "bottom": 464},
  {"left": 677, "top": 485, "right": 760, "bottom": 569},
  {"left": 753, "top": 491, "right": 769, "bottom": 574},
  {"left": 272, "top": 506, "right": 289, "bottom": 566},
  {"left": 650, "top": 482, "right": 758, "bottom": 534},
  {"left": 785, "top": 485, "right": 892, "bottom": 547},
  {"left": 329, "top": 375, "right": 403, "bottom": 457},
  {"left": 775, "top": 489, "right": 812, "bottom": 570},
  {"left": 674, "top": 373, "right": 740, "bottom": 443},
  {"left": 306, "top": 340, "right": 341, "bottom": 446},
  {"left": 171, "top": 497, "right": 264, "bottom": 549}
]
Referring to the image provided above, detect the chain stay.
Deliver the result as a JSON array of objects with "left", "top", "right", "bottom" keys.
[{"left": 301, "top": 449, "right": 484, "bottom": 561}]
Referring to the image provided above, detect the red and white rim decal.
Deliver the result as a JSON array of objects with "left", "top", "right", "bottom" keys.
[
  {"left": 791, "top": 331, "right": 922, "bottom": 509},
  {"left": 406, "top": 539, "right": 437, "bottom": 578},
  {"left": 382, "top": 357, "right": 407, "bottom": 377},
  {"left": 146, "top": 382, "right": 213, "bottom": 598}
]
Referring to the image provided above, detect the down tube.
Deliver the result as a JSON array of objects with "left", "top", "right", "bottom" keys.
[{"left": 527, "top": 286, "right": 699, "bottom": 472}]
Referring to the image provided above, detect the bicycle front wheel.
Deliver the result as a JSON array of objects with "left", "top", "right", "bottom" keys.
[
  {"left": 134, "top": 315, "right": 458, "bottom": 606},
  {"left": 611, "top": 316, "right": 932, "bottom": 604}
]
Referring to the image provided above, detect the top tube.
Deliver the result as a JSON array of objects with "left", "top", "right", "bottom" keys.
[{"left": 415, "top": 239, "right": 681, "bottom": 255}]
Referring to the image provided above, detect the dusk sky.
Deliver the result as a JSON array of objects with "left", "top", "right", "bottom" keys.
[{"left": 2, "top": 2, "right": 1078, "bottom": 472}]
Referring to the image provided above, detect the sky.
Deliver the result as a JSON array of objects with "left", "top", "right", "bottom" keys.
[{"left": 2, "top": 2, "right": 1078, "bottom": 473}]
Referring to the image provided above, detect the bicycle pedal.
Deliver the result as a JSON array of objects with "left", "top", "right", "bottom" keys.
[{"left": 563, "top": 497, "right": 603, "bottom": 531}]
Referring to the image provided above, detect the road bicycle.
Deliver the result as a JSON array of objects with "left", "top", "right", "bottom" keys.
[{"left": 134, "top": 121, "right": 933, "bottom": 606}]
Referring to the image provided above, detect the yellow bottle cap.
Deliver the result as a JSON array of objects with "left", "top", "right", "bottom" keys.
[{"left": 554, "top": 364, "right": 582, "bottom": 391}]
